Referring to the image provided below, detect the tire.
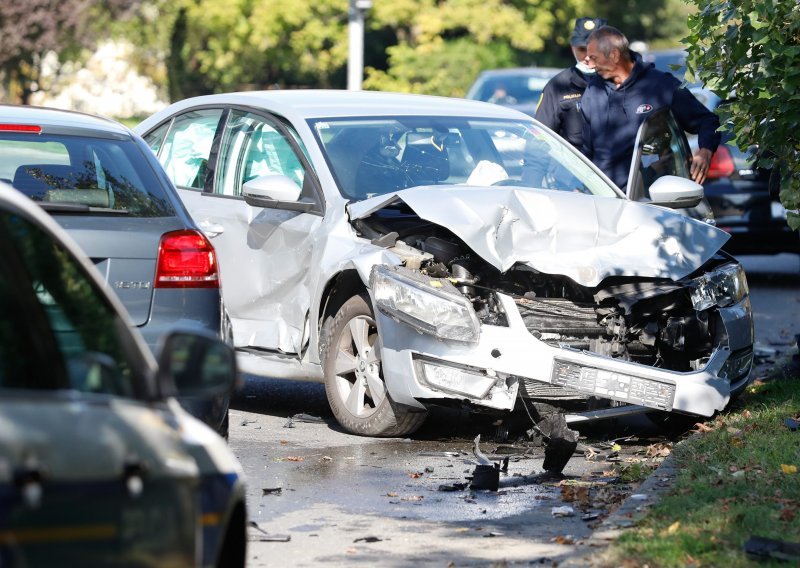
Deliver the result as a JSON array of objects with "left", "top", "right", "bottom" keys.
[{"left": 320, "top": 293, "right": 427, "bottom": 437}]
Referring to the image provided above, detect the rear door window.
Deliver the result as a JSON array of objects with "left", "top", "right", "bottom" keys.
[{"left": 155, "top": 109, "right": 224, "bottom": 190}]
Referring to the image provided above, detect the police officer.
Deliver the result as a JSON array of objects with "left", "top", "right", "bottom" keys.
[{"left": 535, "top": 17, "right": 607, "bottom": 148}]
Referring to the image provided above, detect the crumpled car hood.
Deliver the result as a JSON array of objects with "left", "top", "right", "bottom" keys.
[{"left": 347, "top": 186, "right": 729, "bottom": 287}]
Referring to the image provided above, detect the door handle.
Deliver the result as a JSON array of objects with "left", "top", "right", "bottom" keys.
[
  {"left": 14, "top": 461, "right": 45, "bottom": 508},
  {"left": 123, "top": 458, "right": 147, "bottom": 498},
  {"left": 198, "top": 220, "right": 225, "bottom": 238}
]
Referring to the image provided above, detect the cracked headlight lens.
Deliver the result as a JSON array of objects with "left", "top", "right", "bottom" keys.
[
  {"left": 370, "top": 265, "right": 480, "bottom": 343},
  {"left": 690, "top": 263, "right": 749, "bottom": 311}
]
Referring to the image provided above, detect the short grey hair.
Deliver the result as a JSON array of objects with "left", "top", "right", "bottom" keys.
[{"left": 588, "top": 25, "right": 632, "bottom": 62}]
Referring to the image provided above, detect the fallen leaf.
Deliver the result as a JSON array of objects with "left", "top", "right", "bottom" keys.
[
  {"left": 611, "top": 443, "right": 622, "bottom": 452},
  {"left": 667, "top": 521, "right": 681, "bottom": 534},
  {"left": 401, "top": 495, "right": 424, "bottom": 501},
  {"left": 407, "top": 472, "right": 423, "bottom": 479},
  {"left": 553, "top": 535, "right": 574, "bottom": 545},
  {"left": 694, "top": 422, "right": 714, "bottom": 433},
  {"left": 781, "top": 464, "right": 798, "bottom": 474},
  {"left": 385, "top": 492, "right": 398, "bottom": 497},
  {"left": 742, "top": 410, "right": 752, "bottom": 418},
  {"left": 780, "top": 507, "right": 797, "bottom": 522}
]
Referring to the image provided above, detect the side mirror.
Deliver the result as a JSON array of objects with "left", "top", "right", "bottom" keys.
[
  {"left": 243, "top": 174, "right": 302, "bottom": 206},
  {"left": 648, "top": 175, "right": 704, "bottom": 208},
  {"left": 156, "top": 330, "right": 237, "bottom": 399}
]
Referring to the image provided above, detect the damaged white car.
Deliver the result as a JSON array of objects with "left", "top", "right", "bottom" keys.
[{"left": 135, "top": 92, "right": 754, "bottom": 437}]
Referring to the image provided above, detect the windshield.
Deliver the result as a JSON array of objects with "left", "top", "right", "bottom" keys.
[
  {"left": 310, "top": 116, "right": 619, "bottom": 201},
  {"left": 0, "top": 133, "right": 173, "bottom": 216}
]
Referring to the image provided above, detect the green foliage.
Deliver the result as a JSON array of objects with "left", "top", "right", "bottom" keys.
[
  {"left": 117, "top": 1, "right": 696, "bottom": 101},
  {"left": 686, "top": 0, "right": 800, "bottom": 230},
  {"left": 605, "top": 374, "right": 800, "bottom": 567},
  {"left": 364, "top": 39, "right": 516, "bottom": 96}
]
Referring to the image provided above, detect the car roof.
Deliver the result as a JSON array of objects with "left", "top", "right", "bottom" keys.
[
  {"left": 0, "top": 104, "right": 131, "bottom": 137},
  {"left": 475, "top": 67, "right": 561, "bottom": 78},
  {"left": 137, "top": 89, "right": 534, "bottom": 132}
]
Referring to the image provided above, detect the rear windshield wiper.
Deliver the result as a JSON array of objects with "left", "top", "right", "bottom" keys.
[{"left": 38, "top": 202, "right": 131, "bottom": 215}]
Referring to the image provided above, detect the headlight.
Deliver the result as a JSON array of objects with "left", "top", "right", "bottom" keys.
[
  {"left": 690, "top": 263, "right": 749, "bottom": 311},
  {"left": 370, "top": 265, "right": 480, "bottom": 343}
]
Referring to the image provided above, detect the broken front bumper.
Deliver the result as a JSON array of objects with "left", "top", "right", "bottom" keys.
[{"left": 375, "top": 292, "right": 754, "bottom": 418}]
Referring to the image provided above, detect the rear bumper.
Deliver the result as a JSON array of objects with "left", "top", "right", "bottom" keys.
[{"left": 137, "top": 288, "right": 225, "bottom": 354}]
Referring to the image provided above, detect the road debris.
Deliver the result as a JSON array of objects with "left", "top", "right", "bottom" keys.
[
  {"left": 353, "top": 536, "right": 383, "bottom": 543},
  {"left": 551, "top": 506, "right": 575, "bottom": 517},
  {"left": 530, "top": 414, "right": 580, "bottom": 474},
  {"left": 744, "top": 536, "right": 800, "bottom": 562},
  {"left": 261, "top": 487, "right": 282, "bottom": 496},
  {"left": 248, "top": 521, "right": 291, "bottom": 542},
  {"left": 283, "top": 413, "right": 325, "bottom": 428}
]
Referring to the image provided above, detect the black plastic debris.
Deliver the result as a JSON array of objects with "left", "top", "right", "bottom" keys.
[
  {"left": 535, "top": 414, "right": 580, "bottom": 474},
  {"left": 283, "top": 413, "right": 325, "bottom": 428},
  {"left": 262, "top": 487, "right": 282, "bottom": 496},
  {"left": 784, "top": 417, "right": 800, "bottom": 432},
  {"left": 470, "top": 464, "right": 500, "bottom": 491},
  {"left": 248, "top": 521, "right": 291, "bottom": 542},
  {"left": 354, "top": 536, "right": 383, "bottom": 543},
  {"left": 744, "top": 536, "right": 800, "bottom": 562},
  {"left": 470, "top": 435, "right": 501, "bottom": 490},
  {"left": 438, "top": 482, "right": 469, "bottom": 492}
]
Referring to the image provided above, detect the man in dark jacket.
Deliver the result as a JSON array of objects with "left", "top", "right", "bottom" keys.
[
  {"left": 580, "top": 26, "right": 720, "bottom": 190},
  {"left": 535, "top": 17, "right": 607, "bottom": 148}
]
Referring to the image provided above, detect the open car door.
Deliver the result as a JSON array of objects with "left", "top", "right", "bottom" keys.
[{"left": 625, "top": 107, "right": 713, "bottom": 220}]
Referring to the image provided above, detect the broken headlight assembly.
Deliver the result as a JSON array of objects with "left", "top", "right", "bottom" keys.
[
  {"left": 690, "top": 263, "right": 749, "bottom": 311},
  {"left": 370, "top": 265, "right": 480, "bottom": 343}
]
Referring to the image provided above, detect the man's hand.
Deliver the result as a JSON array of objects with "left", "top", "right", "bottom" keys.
[{"left": 690, "top": 148, "right": 714, "bottom": 184}]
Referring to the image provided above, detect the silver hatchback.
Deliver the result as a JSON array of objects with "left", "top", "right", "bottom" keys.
[{"left": 0, "top": 105, "right": 231, "bottom": 435}]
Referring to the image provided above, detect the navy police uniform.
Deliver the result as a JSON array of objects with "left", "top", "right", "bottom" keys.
[
  {"left": 535, "top": 67, "right": 590, "bottom": 148},
  {"left": 535, "top": 17, "right": 606, "bottom": 148}
]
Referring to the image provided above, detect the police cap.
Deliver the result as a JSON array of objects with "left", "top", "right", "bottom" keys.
[{"left": 570, "top": 17, "right": 607, "bottom": 47}]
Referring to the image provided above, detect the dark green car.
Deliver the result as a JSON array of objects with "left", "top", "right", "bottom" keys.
[{"left": 0, "top": 186, "right": 246, "bottom": 567}]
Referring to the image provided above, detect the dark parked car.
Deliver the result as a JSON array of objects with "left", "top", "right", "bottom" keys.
[
  {"left": 466, "top": 67, "right": 561, "bottom": 116},
  {"left": 686, "top": 91, "right": 798, "bottom": 255},
  {"left": 0, "top": 105, "right": 232, "bottom": 435},
  {"left": 0, "top": 184, "right": 246, "bottom": 567}
]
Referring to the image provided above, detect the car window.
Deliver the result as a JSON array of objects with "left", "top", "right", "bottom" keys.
[
  {"left": 311, "top": 116, "right": 619, "bottom": 201},
  {"left": 215, "top": 110, "right": 308, "bottom": 197},
  {"left": 143, "top": 121, "right": 171, "bottom": 155},
  {"left": 157, "top": 109, "right": 223, "bottom": 190},
  {"left": 0, "top": 134, "right": 174, "bottom": 216},
  {"left": 628, "top": 108, "right": 691, "bottom": 200},
  {"left": 0, "top": 211, "right": 139, "bottom": 397}
]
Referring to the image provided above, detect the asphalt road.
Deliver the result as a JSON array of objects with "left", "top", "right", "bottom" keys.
[{"left": 230, "top": 253, "right": 800, "bottom": 567}]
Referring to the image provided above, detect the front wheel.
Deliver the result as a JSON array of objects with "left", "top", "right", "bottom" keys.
[{"left": 320, "top": 294, "right": 427, "bottom": 437}]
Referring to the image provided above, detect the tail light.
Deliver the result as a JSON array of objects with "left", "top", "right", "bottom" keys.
[
  {"left": 156, "top": 229, "right": 219, "bottom": 288},
  {"left": 0, "top": 124, "right": 42, "bottom": 133},
  {"left": 706, "top": 145, "right": 735, "bottom": 180}
]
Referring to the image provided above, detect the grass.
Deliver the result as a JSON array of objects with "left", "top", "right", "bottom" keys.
[{"left": 601, "top": 366, "right": 800, "bottom": 567}]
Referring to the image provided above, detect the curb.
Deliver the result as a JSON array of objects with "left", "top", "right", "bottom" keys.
[
  {"left": 559, "top": 438, "right": 684, "bottom": 567},
  {"left": 560, "top": 350, "right": 799, "bottom": 567}
]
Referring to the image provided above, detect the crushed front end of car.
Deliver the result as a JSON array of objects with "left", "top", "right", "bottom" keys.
[{"left": 351, "top": 186, "right": 755, "bottom": 422}]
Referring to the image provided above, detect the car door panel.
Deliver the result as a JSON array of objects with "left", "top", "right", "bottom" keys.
[
  {"left": 0, "top": 398, "right": 199, "bottom": 567},
  {"left": 161, "top": 108, "right": 322, "bottom": 356},
  {"left": 181, "top": 188, "right": 321, "bottom": 354}
]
